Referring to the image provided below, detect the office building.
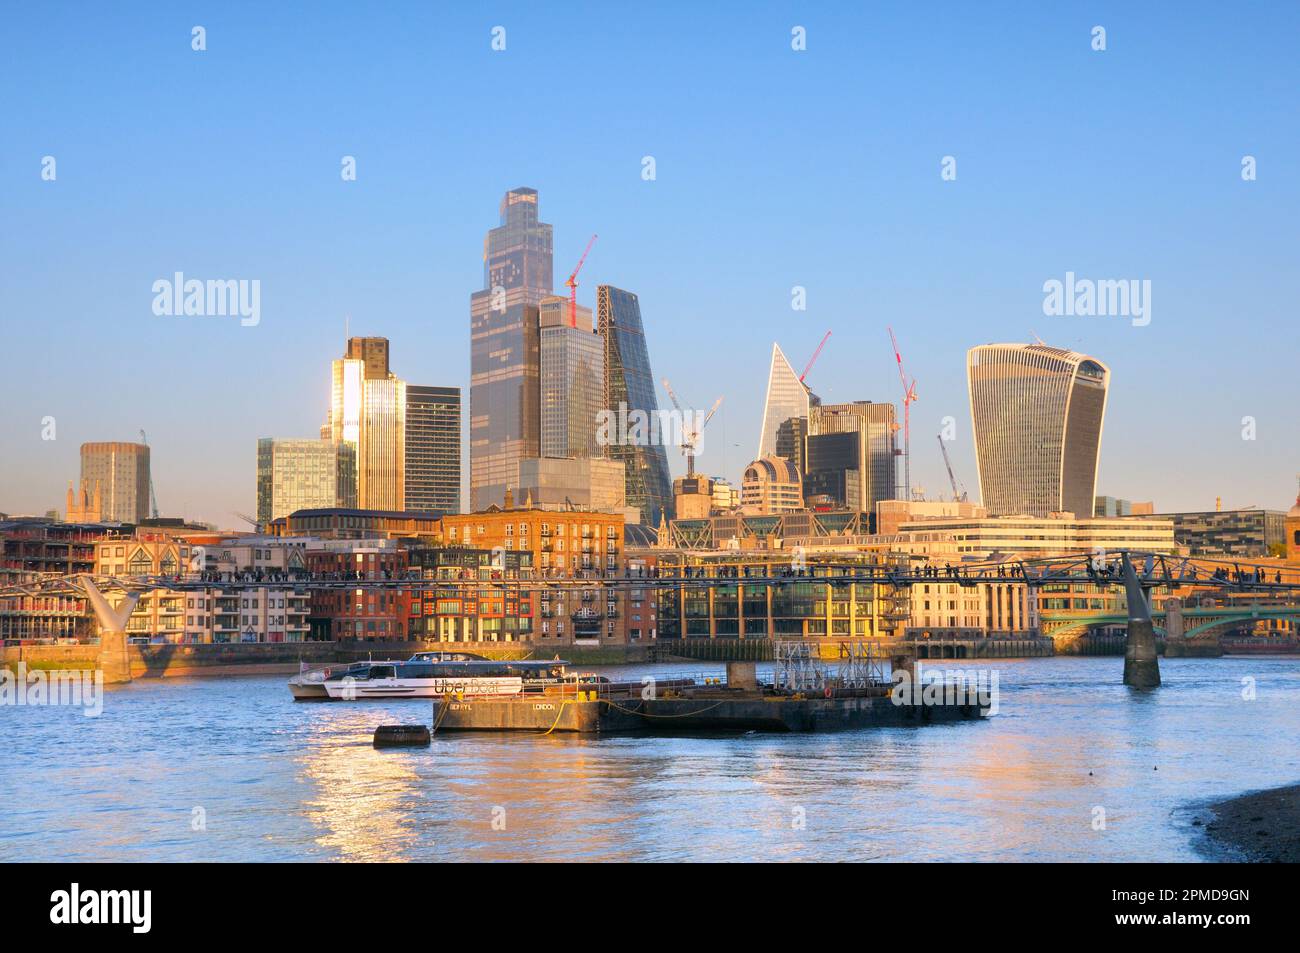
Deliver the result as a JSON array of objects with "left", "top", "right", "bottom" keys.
[
  {"left": 405, "top": 385, "right": 461, "bottom": 515},
  {"left": 470, "top": 188, "right": 553, "bottom": 510},
  {"left": 325, "top": 336, "right": 407, "bottom": 510},
  {"left": 79, "top": 442, "right": 151, "bottom": 523},
  {"left": 516, "top": 457, "right": 627, "bottom": 513},
  {"left": 712, "top": 479, "right": 740, "bottom": 512},
  {"left": 805, "top": 402, "right": 896, "bottom": 512},
  {"left": 875, "top": 499, "right": 989, "bottom": 537},
  {"left": 1132, "top": 509, "right": 1286, "bottom": 557},
  {"left": 597, "top": 284, "right": 673, "bottom": 525},
  {"left": 674, "top": 475, "right": 715, "bottom": 521},
  {"left": 775, "top": 415, "right": 808, "bottom": 478},
  {"left": 655, "top": 551, "right": 889, "bottom": 640},
  {"left": 893, "top": 515, "right": 1176, "bottom": 560},
  {"left": 757, "top": 343, "right": 814, "bottom": 460},
  {"left": 539, "top": 296, "right": 603, "bottom": 459},
  {"left": 967, "top": 343, "right": 1109, "bottom": 518},
  {"left": 256, "top": 438, "right": 342, "bottom": 524},
  {"left": 740, "top": 456, "right": 804, "bottom": 514}
]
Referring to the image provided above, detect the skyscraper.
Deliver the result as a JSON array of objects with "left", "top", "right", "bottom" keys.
[
  {"left": 469, "top": 188, "right": 554, "bottom": 511},
  {"left": 256, "top": 438, "right": 342, "bottom": 523},
  {"left": 757, "top": 343, "right": 814, "bottom": 460},
  {"left": 539, "top": 296, "right": 603, "bottom": 459},
  {"left": 775, "top": 415, "right": 808, "bottom": 477},
  {"left": 405, "top": 385, "right": 461, "bottom": 514},
  {"left": 805, "top": 402, "right": 897, "bottom": 512},
  {"left": 325, "top": 336, "right": 406, "bottom": 510},
  {"left": 597, "top": 284, "right": 673, "bottom": 525},
  {"left": 967, "top": 343, "right": 1109, "bottom": 518},
  {"left": 79, "top": 442, "right": 150, "bottom": 523}
]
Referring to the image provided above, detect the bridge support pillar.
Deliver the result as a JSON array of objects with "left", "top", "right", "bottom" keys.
[
  {"left": 80, "top": 578, "right": 142, "bottom": 685},
  {"left": 1121, "top": 555, "right": 1160, "bottom": 688}
]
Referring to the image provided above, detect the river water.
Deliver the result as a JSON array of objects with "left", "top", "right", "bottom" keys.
[{"left": 3, "top": 656, "right": 1298, "bottom": 862}]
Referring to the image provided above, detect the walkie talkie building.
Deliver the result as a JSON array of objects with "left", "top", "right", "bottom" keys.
[{"left": 967, "top": 343, "right": 1109, "bottom": 518}]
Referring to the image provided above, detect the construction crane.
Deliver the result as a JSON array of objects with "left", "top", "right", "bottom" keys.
[
  {"left": 799, "top": 330, "right": 832, "bottom": 384},
  {"left": 565, "top": 234, "right": 597, "bottom": 328},
  {"left": 233, "top": 512, "right": 262, "bottom": 533},
  {"left": 937, "top": 434, "right": 968, "bottom": 502},
  {"left": 139, "top": 429, "right": 160, "bottom": 518},
  {"left": 887, "top": 327, "right": 918, "bottom": 502},
  {"left": 661, "top": 378, "right": 724, "bottom": 477}
]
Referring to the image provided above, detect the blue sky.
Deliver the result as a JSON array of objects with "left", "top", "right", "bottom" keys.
[{"left": 2, "top": 1, "right": 1297, "bottom": 524}]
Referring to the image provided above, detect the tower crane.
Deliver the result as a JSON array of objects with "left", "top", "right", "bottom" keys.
[
  {"left": 565, "top": 234, "right": 597, "bottom": 328},
  {"left": 887, "top": 328, "right": 918, "bottom": 501},
  {"left": 139, "top": 429, "right": 160, "bottom": 519},
  {"left": 661, "top": 378, "right": 724, "bottom": 478},
  {"left": 799, "top": 330, "right": 832, "bottom": 384},
  {"left": 937, "top": 434, "right": 968, "bottom": 502}
]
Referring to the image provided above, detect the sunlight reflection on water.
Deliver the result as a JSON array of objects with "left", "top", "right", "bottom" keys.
[{"left": 3, "top": 657, "right": 1298, "bottom": 861}]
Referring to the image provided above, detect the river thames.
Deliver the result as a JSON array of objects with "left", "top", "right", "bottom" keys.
[{"left": 4, "top": 657, "right": 1298, "bottom": 862}]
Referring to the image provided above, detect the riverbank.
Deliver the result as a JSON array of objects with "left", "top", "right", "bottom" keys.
[
  {"left": 1203, "top": 783, "right": 1300, "bottom": 862},
  {"left": 1, "top": 640, "right": 652, "bottom": 677}
]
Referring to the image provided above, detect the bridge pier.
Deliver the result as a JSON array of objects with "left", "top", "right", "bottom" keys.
[
  {"left": 1121, "top": 554, "right": 1160, "bottom": 688},
  {"left": 80, "top": 578, "right": 141, "bottom": 685}
]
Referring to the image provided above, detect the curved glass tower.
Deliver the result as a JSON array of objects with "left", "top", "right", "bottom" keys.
[
  {"left": 967, "top": 343, "right": 1109, "bottom": 518},
  {"left": 597, "top": 285, "right": 673, "bottom": 524}
]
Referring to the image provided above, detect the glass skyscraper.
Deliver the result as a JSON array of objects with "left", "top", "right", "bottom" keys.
[
  {"left": 757, "top": 343, "right": 812, "bottom": 461},
  {"left": 470, "top": 188, "right": 553, "bottom": 511},
  {"left": 597, "top": 284, "right": 673, "bottom": 525},
  {"left": 325, "top": 336, "right": 406, "bottom": 510},
  {"left": 256, "top": 438, "right": 341, "bottom": 523},
  {"left": 967, "top": 343, "right": 1109, "bottom": 518},
  {"left": 539, "top": 296, "right": 603, "bottom": 459},
  {"left": 806, "top": 401, "right": 897, "bottom": 512},
  {"left": 405, "top": 385, "right": 461, "bottom": 515}
]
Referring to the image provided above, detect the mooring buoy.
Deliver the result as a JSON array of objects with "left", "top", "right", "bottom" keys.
[{"left": 373, "top": 724, "right": 431, "bottom": 747}]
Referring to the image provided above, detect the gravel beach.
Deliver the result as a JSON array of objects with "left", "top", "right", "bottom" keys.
[{"left": 1204, "top": 784, "right": 1300, "bottom": 862}]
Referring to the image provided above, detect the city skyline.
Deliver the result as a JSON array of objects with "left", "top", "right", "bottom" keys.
[{"left": 3, "top": 4, "right": 1298, "bottom": 524}]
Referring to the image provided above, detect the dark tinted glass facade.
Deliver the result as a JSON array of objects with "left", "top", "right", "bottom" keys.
[
  {"left": 405, "top": 385, "right": 461, "bottom": 515},
  {"left": 597, "top": 285, "right": 673, "bottom": 525},
  {"left": 775, "top": 415, "right": 807, "bottom": 477},
  {"left": 470, "top": 188, "right": 553, "bottom": 511}
]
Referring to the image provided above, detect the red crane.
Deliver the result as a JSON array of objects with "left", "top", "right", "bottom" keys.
[
  {"left": 799, "top": 330, "right": 832, "bottom": 383},
  {"left": 565, "top": 234, "right": 598, "bottom": 328},
  {"left": 888, "top": 326, "right": 918, "bottom": 501}
]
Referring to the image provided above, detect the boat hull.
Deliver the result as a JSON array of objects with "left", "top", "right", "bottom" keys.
[{"left": 321, "top": 676, "right": 525, "bottom": 700}]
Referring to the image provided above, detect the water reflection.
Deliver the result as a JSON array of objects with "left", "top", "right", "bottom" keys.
[{"left": 2, "top": 658, "right": 1298, "bottom": 862}]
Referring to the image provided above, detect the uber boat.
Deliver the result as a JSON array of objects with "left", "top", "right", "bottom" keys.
[
  {"left": 289, "top": 651, "right": 494, "bottom": 700},
  {"left": 317, "top": 657, "right": 570, "bottom": 701}
]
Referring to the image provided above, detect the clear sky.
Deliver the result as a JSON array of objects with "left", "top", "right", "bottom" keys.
[{"left": 2, "top": 1, "right": 1297, "bottom": 525}]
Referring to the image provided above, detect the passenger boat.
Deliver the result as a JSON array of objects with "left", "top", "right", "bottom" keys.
[
  {"left": 313, "top": 657, "right": 571, "bottom": 701},
  {"left": 288, "top": 651, "right": 494, "bottom": 700}
]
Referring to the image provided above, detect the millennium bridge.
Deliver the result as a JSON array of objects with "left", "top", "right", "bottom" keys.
[{"left": 3, "top": 550, "right": 1298, "bottom": 687}]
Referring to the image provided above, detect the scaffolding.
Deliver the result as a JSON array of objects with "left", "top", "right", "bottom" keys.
[
  {"left": 837, "top": 640, "right": 886, "bottom": 688},
  {"left": 772, "top": 640, "right": 828, "bottom": 694}
]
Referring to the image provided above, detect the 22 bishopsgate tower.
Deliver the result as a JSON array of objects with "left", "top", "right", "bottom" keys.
[{"left": 470, "top": 188, "right": 554, "bottom": 511}]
